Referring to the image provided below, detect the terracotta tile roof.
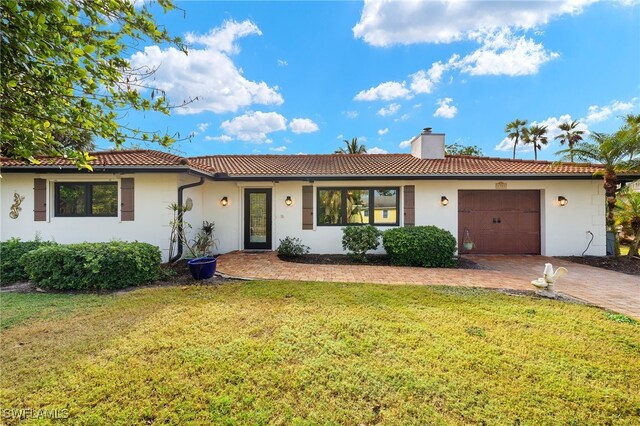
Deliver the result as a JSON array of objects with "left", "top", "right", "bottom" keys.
[
  {"left": 189, "top": 153, "right": 607, "bottom": 177},
  {"left": 2, "top": 149, "right": 629, "bottom": 179},
  {"left": 0, "top": 150, "right": 210, "bottom": 174}
]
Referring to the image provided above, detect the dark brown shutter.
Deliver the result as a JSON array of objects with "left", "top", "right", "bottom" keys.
[
  {"left": 34, "top": 178, "right": 47, "bottom": 221},
  {"left": 302, "top": 185, "right": 313, "bottom": 230},
  {"left": 403, "top": 185, "right": 415, "bottom": 227},
  {"left": 120, "top": 178, "right": 135, "bottom": 221}
]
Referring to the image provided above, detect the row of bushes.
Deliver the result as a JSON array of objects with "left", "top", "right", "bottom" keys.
[
  {"left": 278, "top": 225, "right": 457, "bottom": 268},
  {"left": 1, "top": 239, "right": 161, "bottom": 290}
]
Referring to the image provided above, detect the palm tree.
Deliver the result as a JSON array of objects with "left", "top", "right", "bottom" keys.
[
  {"left": 504, "top": 119, "right": 528, "bottom": 160},
  {"left": 554, "top": 120, "right": 584, "bottom": 163},
  {"left": 557, "top": 131, "right": 640, "bottom": 254},
  {"left": 335, "top": 137, "right": 367, "bottom": 154},
  {"left": 522, "top": 125, "right": 548, "bottom": 161},
  {"left": 618, "top": 113, "right": 640, "bottom": 160},
  {"left": 616, "top": 188, "right": 640, "bottom": 257}
]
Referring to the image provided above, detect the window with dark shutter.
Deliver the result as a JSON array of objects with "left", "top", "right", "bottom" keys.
[
  {"left": 403, "top": 185, "right": 415, "bottom": 227},
  {"left": 34, "top": 178, "right": 47, "bottom": 221},
  {"left": 120, "top": 178, "right": 135, "bottom": 221},
  {"left": 302, "top": 185, "right": 313, "bottom": 230}
]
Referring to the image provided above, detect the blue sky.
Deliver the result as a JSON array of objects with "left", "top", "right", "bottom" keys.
[{"left": 107, "top": 0, "right": 640, "bottom": 160}]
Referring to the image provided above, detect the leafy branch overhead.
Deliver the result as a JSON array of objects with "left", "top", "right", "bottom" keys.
[{"left": 0, "top": 0, "right": 194, "bottom": 169}]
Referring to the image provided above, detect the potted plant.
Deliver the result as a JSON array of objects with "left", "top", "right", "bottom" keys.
[{"left": 186, "top": 221, "right": 218, "bottom": 280}]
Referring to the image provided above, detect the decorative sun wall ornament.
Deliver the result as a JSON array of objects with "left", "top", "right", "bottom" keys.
[{"left": 9, "top": 192, "right": 25, "bottom": 219}]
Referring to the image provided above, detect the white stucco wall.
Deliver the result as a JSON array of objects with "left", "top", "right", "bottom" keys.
[
  {"left": 195, "top": 179, "right": 605, "bottom": 257},
  {"left": 0, "top": 173, "right": 180, "bottom": 260},
  {"left": 1, "top": 173, "right": 606, "bottom": 259}
]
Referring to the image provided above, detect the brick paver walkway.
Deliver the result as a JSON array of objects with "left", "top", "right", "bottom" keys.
[{"left": 216, "top": 251, "right": 639, "bottom": 318}]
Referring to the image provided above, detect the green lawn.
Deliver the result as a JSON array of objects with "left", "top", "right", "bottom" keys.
[{"left": 1, "top": 281, "right": 639, "bottom": 425}]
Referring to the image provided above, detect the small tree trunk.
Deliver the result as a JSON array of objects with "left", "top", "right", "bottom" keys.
[
  {"left": 604, "top": 171, "right": 619, "bottom": 255},
  {"left": 629, "top": 223, "right": 640, "bottom": 257}
]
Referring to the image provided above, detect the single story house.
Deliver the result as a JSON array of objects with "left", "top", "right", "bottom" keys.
[{"left": 2, "top": 129, "right": 638, "bottom": 260}]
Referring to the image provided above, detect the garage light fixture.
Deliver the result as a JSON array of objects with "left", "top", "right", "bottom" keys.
[
  {"left": 557, "top": 196, "right": 568, "bottom": 207},
  {"left": 285, "top": 196, "right": 293, "bottom": 206},
  {"left": 220, "top": 196, "right": 229, "bottom": 207},
  {"left": 441, "top": 196, "right": 449, "bottom": 206}
]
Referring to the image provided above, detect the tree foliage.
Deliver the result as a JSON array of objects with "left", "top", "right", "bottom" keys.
[
  {"left": 446, "top": 143, "right": 484, "bottom": 157},
  {"left": 335, "top": 137, "right": 367, "bottom": 154},
  {"left": 0, "top": 0, "right": 190, "bottom": 169},
  {"left": 616, "top": 187, "right": 640, "bottom": 257}
]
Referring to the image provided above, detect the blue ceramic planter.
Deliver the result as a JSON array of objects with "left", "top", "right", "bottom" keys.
[{"left": 187, "top": 256, "right": 217, "bottom": 280}]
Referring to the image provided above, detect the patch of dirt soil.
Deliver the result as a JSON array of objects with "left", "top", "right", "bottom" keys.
[
  {"left": 280, "top": 254, "right": 488, "bottom": 270},
  {"left": 557, "top": 255, "right": 640, "bottom": 276}
]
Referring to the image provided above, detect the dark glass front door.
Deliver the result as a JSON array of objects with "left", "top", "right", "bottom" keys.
[{"left": 244, "top": 189, "right": 272, "bottom": 250}]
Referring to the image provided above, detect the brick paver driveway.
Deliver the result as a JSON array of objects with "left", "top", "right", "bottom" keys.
[{"left": 216, "top": 251, "right": 639, "bottom": 318}]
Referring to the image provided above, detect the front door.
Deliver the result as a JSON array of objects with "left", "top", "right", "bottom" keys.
[{"left": 244, "top": 189, "right": 272, "bottom": 250}]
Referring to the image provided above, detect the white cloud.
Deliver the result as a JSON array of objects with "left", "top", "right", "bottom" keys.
[
  {"left": 378, "top": 128, "right": 389, "bottom": 135},
  {"left": 358, "top": 136, "right": 368, "bottom": 143},
  {"left": 277, "top": 59, "right": 288, "bottom": 66},
  {"left": 433, "top": 98, "right": 458, "bottom": 119},
  {"left": 367, "top": 147, "right": 388, "bottom": 154},
  {"left": 452, "top": 30, "right": 559, "bottom": 76},
  {"left": 394, "top": 113, "right": 410, "bottom": 122},
  {"left": 354, "top": 81, "right": 411, "bottom": 101},
  {"left": 269, "top": 146, "right": 287, "bottom": 152},
  {"left": 399, "top": 138, "right": 413, "bottom": 149},
  {"left": 220, "top": 111, "right": 287, "bottom": 142},
  {"left": 353, "top": 0, "right": 598, "bottom": 47},
  {"left": 343, "top": 110, "right": 359, "bottom": 119},
  {"left": 336, "top": 134, "right": 344, "bottom": 140},
  {"left": 377, "top": 103, "right": 401, "bottom": 116},
  {"left": 204, "top": 134, "right": 233, "bottom": 142},
  {"left": 585, "top": 99, "right": 635, "bottom": 124},
  {"left": 356, "top": 60, "right": 450, "bottom": 102},
  {"left": 411, "top": 62, "right": 447, "bottom": 94},
  {"left": 289, "top": 118, "right": 319, "bottom": 134},
  {"left": 129, "top": 20, "right": 283, "bottom": 115}
]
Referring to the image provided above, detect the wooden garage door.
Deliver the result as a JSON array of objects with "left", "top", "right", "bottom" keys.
[{"left": 458, "top": 190, "right": 540, "bottom": 255}]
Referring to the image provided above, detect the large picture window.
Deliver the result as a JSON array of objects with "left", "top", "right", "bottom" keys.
[
  {"left": 317, "top": 187, "right": 399, "bottom": 226},
  {"left": 55, "top": 182, "right": 118, "bottom": 217}
]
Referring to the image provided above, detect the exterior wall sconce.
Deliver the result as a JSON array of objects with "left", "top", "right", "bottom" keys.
[
  {"left": 285, "top": 196, "right": 293, "bottom": 206},
  {"left": 441, "top": 196, "right": 449, "bottom": 206},
  {"left": 557, "top": 196, "right": 568, "bottom": 207},
  {"left": 220, "top": 196, "right": 228, "bottom": 207}
]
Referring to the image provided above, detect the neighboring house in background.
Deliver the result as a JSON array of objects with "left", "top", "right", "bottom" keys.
[
  {"left": 629, "top": 180, "right": 640, "bottom": 192},
  {"left": 3, "top": 129, "right": 639, "bottom": 260}
]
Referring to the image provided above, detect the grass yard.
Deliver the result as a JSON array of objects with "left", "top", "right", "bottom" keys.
[{"left": 1, "top": 281, "right": 639, "bottom": 425}]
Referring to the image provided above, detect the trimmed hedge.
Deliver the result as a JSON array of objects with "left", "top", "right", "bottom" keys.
[
  {"left": 20, "top": 242, "right": 161, "bottom": 290},
  {"left": 0, "top": 239, "right": 57, "bottom": 285},
  {"left": 277, "top": 237, "right": 310, "bottom": 259},
  {"left": 383, "top": 226, "right": 457, "bottom": 268},
  {"left": 342, "top": 225, "right": 381, "bottom": 263}
]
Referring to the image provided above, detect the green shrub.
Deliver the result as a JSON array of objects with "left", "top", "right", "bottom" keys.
[
  {"left": 277, "top": 237, "right": 310, "bottom": 259},
  {"left": 20, "top": 242, "right": 161, "bottom": 290},
  {"left": 0, "top": 238, "right": 57, "bottom": 285},
  {"left": 342, "top": 225, "right": 381, "bottom": 263},
  {"left": 383, "top": 226, "right": 457, "bottom": 268}
]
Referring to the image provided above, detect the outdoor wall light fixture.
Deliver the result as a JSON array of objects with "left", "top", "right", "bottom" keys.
[
  {"left": 557, "top": 196, "right": 568, "bottom": 207},
  {"left": 441, "top": 196, "right": 449, "bottom": 206},
  {"left": 220, "top": 196, "right": 228, "bottom": 207},
  {"left": 285, "top": 196, "right": 293, "bottom": 206}
]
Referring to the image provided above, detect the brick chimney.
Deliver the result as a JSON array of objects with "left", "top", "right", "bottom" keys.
[{"left": 410, "top": 127, "right": 445, "bottom": 160}]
